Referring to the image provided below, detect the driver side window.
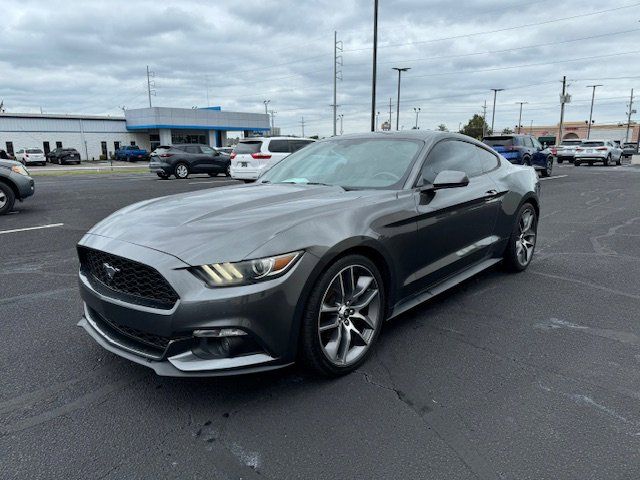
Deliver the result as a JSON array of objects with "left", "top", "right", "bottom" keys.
[{"left": 421, "top": 140, "right": 482, "bottom": 184}]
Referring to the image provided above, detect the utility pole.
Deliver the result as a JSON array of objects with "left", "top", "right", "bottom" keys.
[
  {"left": 146, "top": 65, "right": 155, "bottom": 108},
  {"left": 515, "top": 102, "right": 527, "bottom": 134},
  {"left": 300, "top": 116, "right": 305, "bottom": 137},
  {"left": 490, "top": 88, "right": 504, "bottom": 134},
  {"left": 413, "top": 107, "right": 421, "bottom": 129},
  {"left": 269, "top": 110, "right": 276, "bottom": 132},
  {"left": 625, "top": 88, "right": 635, "bottom": 142},
  {"left": 558, "top": 76, "right": 567, "bottom": 144},
  {"left": 586, "top": 84, "right": 602, "bottom": 139},
  {"left": 481, "top": 100, "right": 487, "bottom": 137},
  {"left": 338, "top": 114, "right": 344, "bottom": 135},
  {"left": 370, "top": 0, "right": 379, "bottom": 132},
  {"left": 332, "top": 31, "right": 343, "bottom": 137},
  {"left": 392, "top": 67, "right": 410, "bottom": 130}
]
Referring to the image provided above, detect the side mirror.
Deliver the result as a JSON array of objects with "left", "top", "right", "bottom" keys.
[{"left": 431, "top": 170, "right": 469, "bottom": 190}]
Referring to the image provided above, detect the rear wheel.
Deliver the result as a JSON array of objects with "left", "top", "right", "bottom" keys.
[
  {"left": 174, "top": 162, "right": 189, "bottom": 179},
  {"left": 522, "top": 156, "right": 531, "bottom": 166},
  {"left": 0, "top": 183, "right": 16, "bottom": 215},
  {"left": 503, "top": 203, "right": 537, "bottom": 272},
  {"left": 300, "top": 255, "right": 385, "bottom": 376},
  {"left": 616, "top": 155, "right": 622, "bottom": 166}
]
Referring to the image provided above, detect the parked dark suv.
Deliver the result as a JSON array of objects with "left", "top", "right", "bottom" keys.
[
  {"left": 46, "top": 147, "right": 81, "bottom": 165},
  {"left": 149, "top": 144, "right": 231, "bottom": 179},
  {"left": 483, "top": 134, "right": 553, "bottom": 177}
]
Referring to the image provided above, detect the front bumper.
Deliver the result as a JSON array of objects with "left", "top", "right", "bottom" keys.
[
  {"left": 12, "top": 173, "right": 35, "bottom": 199},
  {"left": 77, "top": 234, "right": 317, "bottom": 376}
]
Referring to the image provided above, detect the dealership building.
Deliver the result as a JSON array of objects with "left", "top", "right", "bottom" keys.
[{"left": 0, "top": 106, "right": 270, "bottom": 160}]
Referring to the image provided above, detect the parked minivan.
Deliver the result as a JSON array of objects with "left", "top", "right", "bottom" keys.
[{"left": 230, "top": 136, "right": 315, "bottom": 181}]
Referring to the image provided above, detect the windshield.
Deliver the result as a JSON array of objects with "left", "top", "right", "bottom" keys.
[
  {"left": 483, "top": 137, "right": 514, "bottom": 147},
  {"left": 581, "top": 141, "right": 604, "bottom": 147},
  {"left": 561, "top": 140, "right": 582, "bottom": 146},
  {"left": 260, "top": 137, "right": 423, "bottom": 189}
]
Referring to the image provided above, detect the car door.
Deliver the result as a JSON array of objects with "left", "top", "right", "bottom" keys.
[
  {"left": 181, "top": 146, "right": 201, "bottom": 172},
  {"left": 531, "top": 137, "right": 547, "bottom": 167},
  {"left": 410, "top": 139, "right": 502, "bottom": 292},
  {"left": 199, "top": 145, "right": 224, "bottom": 173}
]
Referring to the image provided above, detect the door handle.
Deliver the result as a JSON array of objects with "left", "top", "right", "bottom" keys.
[{"left": 485, "top": 189, "right": 498, "bottom": 196}]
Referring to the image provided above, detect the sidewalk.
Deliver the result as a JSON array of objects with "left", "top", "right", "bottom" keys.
[
  {"left": 632, "top": 154, "right": 640, "bottom": 165},
  {"left": 28, "top": 160, "right": 149, "bottom": 172}
]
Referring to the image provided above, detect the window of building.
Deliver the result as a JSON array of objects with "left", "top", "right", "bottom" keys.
[
  {"left": 114, "top": 141, "right": 120, "bottom": 151},
  {"left": 56, "top": 141, "right": 63, "bottom": 149},
  {"left": 6, "top": 142, "right": 14, "bottom": 155},
  {"left": 130, "top": 141, "right": 136, "bottom": 146},
  {"left": 101, "top": 141, "right": 108, "bottom": 157},
  {"left": 43, "top": 141, "right": 50, "bottom": 155}
]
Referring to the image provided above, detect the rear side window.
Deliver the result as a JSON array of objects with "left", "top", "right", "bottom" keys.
[
  {"left": 475, "top": 146, "right": 499, "bottom": 173},
  {"left": 290, "top": 140, "right": 314, "bottom": 152},
  {"left": 184, "top": 146, "right": 200, "bottom": 154},
  {"left": 268, "top": 140, "right": 290, "bottom": 153},
  {"left": 235, "top": 141, "right": 262, "bottom": 154},
  {"left": 27, "top": 149, "right": 43, "bottom": 153}
]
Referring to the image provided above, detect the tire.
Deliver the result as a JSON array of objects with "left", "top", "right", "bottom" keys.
[
  {"left": 174, "top": 162, "right": 189, "bottom": 179},
  {"left": 574, "top": 160, "right": 581, "bottom": 166},
  {"left": 300, "top": 254, "right": 386, "bottom": 377},
  {"left": 57, "top": 157, "right": 62, "bottom": 165},
  {"left": 0, "top": 182, "right": 16, "bottom": 215},
  {"left": 588, "top": 161, "right": 594, "bottom": 166},
  {"left": 156, "top": 172, "right": 169, "bottom": 180},
  {"left": 503, "top": 202, "right": 537, "bottom": 272},
  {"left": 207, "top": 173, "right": 217, "bottom": 177},
  {"left": 557, "top": 158, "right": 563, "bottom": 164},
  {"left": 616, "top": 155, "right": 622, "bottom": 166},
  {"left": 225, "top": 162, "right": 231, "bottom": 177},
  {"left": 522, "top": 156, "right": 531, "bottom": 166},
  {"left": 603, "top": 155, "right": 610, "bottom": 166},
  {"left": 540, "top": 156, "right": 553, "bottom": 178}
]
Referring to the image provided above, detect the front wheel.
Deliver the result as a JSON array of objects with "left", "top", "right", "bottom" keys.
[
  {"left": 300, "top": 255, "right": 385, "bottom": 376},
  {"left": 503, "top": 203, "right": 537, "bottom": 272},
  {"left": 603, "top": 155, "right": 610, "bottom": 166},
  {"left": 0, "top": 182, "right": 16, "bottom": 215},
  {"left": 616, "top": 155, "right": 622, "bottom": 166},
  {"left": 156, "top": 172, "right": 169, "bottom": 179},
  {"left": 540, "top": 156, "right": 553, "bottom": 177}
]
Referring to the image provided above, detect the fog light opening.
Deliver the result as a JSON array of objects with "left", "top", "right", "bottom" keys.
[{"left": 193, "top": 328, "right": 247, "bottom": 338}]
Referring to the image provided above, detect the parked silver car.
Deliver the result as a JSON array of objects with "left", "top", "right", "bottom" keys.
[
  {"left": 574, "top": 140, "right": 623, "bottom": 166},
  {"left": 554, "top": 139, "right": 583, "bottom": 164}
]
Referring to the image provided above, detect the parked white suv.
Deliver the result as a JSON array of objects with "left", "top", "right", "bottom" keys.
[
  {"left": 15, "top": 148, "right": 46, "bottom": 166},
  {"left": 574, "top": 139, "right": 623, "bottom": 166},
  {"left": 230, "top": 136, "right": 316, "bottom": 181}
]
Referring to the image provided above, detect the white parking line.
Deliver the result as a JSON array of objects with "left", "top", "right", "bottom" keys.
[
  {"left": 539, "top": 175, "right": 568, "bottom": 181},
  {"left": 0, "top": 223, "right": 64, "bottom": 235}
]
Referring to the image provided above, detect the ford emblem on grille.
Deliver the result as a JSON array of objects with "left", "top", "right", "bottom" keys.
[{"left": 103, "top": 262, "right": 120, "bottom": 280}]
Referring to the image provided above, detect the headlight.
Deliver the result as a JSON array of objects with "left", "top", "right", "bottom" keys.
[
  {"left": 193, "top": 251, "right": 302, "bottom": 287},
  {"left": 11, "top": 164, "right": 29, "bottom": 176}
]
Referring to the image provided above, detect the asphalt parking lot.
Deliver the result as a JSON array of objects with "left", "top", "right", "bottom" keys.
[{"left": 2, "top": 163, "right": 640, "bottom": 479}]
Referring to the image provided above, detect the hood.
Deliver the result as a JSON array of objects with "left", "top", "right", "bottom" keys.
[
  {"left": 88, "top": 183, "right": 378, "bottom": 265},
  {"left": 0, "top": 159, "right": 21, "bottom": 168}
]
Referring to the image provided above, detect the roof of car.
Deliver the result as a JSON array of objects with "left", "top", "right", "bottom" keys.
[{"left": 239, "top": 136, "right": 316, "bottom": 142}]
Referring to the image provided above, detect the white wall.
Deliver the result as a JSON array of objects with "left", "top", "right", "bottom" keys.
[{"left": 0, "top": 130, "right": 149, "bottom": 160}]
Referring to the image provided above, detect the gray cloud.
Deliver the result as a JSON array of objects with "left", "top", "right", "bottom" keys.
[{"left": 0, "top": 0, "right": 638, "bottom": 136}]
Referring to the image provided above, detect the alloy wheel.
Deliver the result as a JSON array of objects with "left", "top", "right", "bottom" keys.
[
  {"left": 175, "top": 164, "right": 188, "bottom": 178},
  {"left": 516, "top": 208, "right": 536, "bottom": 267},
  {"left": 0, "top": 190, "right": 6, "bottom": 209},
  {"left": 317, "top": 265, "right": 381, "bottom": 366}
]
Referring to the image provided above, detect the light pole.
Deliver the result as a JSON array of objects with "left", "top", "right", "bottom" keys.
[
  {"left": 392, "top": 67, "right": 411, "bottom": 131},
  {"left": 375, "top": 111, "right": 380, "bottom": 131},
  {"left": 490, "top": 88, "right": 504, "bottom": 134},
  {"left": 263, "top": 100, "right": 271, "bottom": 129},
  {"left": 370, "top": 0, "right": 378, "bottom": 132},
  {"left": 586, "top": 84, "right": 602, "bottom": 139},
  {"left": 413, "top": 107, "right": 421, "bottom": 129},
  {"left": 515, "top": 102, "right": 527, "bottom": 134},
  {"left": 338, "top": 114, "right": 344, "bottom": 135}
]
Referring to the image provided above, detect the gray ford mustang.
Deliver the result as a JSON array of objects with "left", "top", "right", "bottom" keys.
[{"left": 77, "top": 131, "right": 540, "bottom": 377}]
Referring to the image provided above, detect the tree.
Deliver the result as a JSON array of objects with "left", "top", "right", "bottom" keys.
[
  {"left": 437, "top": 123, "right": 448, "bottom": 132},
  {"left": 501, "top": 127, "right": 514, "bottom": 134},
  {"left": 460, "top": 114, "right": 489, "bottom": 139}
]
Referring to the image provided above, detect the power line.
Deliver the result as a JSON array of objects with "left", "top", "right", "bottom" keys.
[{"left": 342, "top": 3, "right": 640, "bottom": 52}]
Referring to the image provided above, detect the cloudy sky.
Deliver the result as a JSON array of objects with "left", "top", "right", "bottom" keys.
[{"left": 1, "top": 0, "right": 639, "bottom": 136}]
